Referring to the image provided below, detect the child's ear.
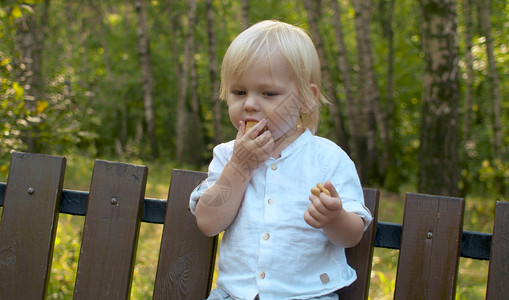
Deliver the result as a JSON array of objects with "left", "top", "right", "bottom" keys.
[
  {"left": 300, "top": 84, "right": 319, "bottom": 114},
  {"left": 310, "top": 84, "right": 319, "bottom": 100}
]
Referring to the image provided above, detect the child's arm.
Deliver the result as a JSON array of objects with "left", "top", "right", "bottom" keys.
[
  {"left": 195, "top": 120, "right": 273, "bottom": 237},
  {"left": 304, "top": 181, "right": 365, "bottom": 247}
]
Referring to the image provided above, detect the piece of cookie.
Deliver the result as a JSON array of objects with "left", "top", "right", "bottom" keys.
[
  {"left": 311, "top": 183, "right": 331, "bottom": 197},
  {"left": 245, "top": 121, "right": 267, "bottom": 136},
  {"left": 317, "top": 183, "right": 331, "bottom": 196},
  {"left": 245, "top": 121, "right": 257, "bottom": 131}
]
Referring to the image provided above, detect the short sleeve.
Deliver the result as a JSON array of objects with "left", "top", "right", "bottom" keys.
[
  {"left": 326, "top": 148, "right": 373, "bottom": 231},
  {"left": 189, "top": 142, "right": 232, "bottom": 214}
]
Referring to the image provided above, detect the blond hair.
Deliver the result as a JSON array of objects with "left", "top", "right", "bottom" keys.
[{"left": 219, "top": 20, "right": 328, "bottom": 133}]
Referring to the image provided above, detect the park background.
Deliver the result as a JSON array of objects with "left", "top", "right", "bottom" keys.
[{"left": 0, "top": 0, "right": 507, "bottom": 299}]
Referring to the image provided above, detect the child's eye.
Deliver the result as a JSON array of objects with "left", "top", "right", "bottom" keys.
[
  {"left": 231, "top": 90, "right": 246, "bottom": 96},
  {"left": 232, "top": 90, "right": 246, "bottom": 96},
  {"left": 264, "top": 91, "right": 278, "bottom": 97}
]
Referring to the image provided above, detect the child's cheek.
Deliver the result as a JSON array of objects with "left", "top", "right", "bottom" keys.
[{"left": 228, "top": 106, "right": 241, "bottom": 130}]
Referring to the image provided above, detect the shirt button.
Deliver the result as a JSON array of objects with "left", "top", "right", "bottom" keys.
[
  {"left": 267, "top": 198, "right": 274, "bottom": 205},
  {"left": 270, "top": 164, "right": 277, "bottom": 170},
  {"left": 263, "top": 232, "right": 270, "bottom": 240},
  {"left": 259, "top": 272, "right": 266, "bottom": 279}
]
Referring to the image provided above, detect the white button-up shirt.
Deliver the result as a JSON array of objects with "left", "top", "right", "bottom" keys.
[{"left": 190, "top": 130, "right": 372, "bottom": 300}]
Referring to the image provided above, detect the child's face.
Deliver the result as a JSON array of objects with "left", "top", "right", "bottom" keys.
[{"left": 227, "top": 52, "right": 309, "bottom": 141}]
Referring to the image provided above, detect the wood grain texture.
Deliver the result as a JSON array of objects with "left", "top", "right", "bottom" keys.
[
  {"left": 394, "top": 193, "right": 464, "bottom": 300},
  {"left": 0, "top": 152, "right": 66, "bottom": 300},
  {"left": 73, "top": 160, "right": 147, "bottom": 300},
  {"left": 336, "top": 188, "right": 380, "bottom": 299},
  {"left": 486, "top": 201, "right": 509, "bottom": 299},
  {"left": 153, "top": 169, "right": 218, "bottom": 300}
]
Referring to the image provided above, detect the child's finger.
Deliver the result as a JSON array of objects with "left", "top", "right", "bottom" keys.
[
  {"left": 315, "top": 181, "right": 341, "bottom": 212},
  {"left": 324, "top": 181, "right": 339, "bottom": 198},
  {"left": 237, "top": 121, "right": 247, "bottom": 137},
  {"left": 304, "top": 207, "right": 322, "bottom": 229}
]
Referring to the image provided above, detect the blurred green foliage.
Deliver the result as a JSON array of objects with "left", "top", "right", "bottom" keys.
[{"left": 0, "top": 0, "right": 507, "bottom": 197}]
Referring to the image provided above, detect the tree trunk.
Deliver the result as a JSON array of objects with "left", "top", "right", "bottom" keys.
[
  {"left": 189, "top": 30, "right": 202, "bottom": 163},
  {"left": 206, "top": 0, "right": 223, "bottom": 144},
  {"left": 479, "top": 0, "right": 502, "bottom": 161},
  {"left": 354, "top": 0, "right": 392, "bottom": 181},
  {"left": 418, "top": 0, "right": 460, "bottom": 196},
  {"left": 175, "top": 0, "right": 197, "bottom": 161},
  {"left": 351, "top": 0, "right": 377, "bottom": 183},
  {"left": 15, "top": 0, "right": 50, "bottom": 153},
  {"left": 167, "top": 0, "right": 181, "bottom": 84},
  {"left": 135, "top": 0, "right": 159, "bottom": 158},
  {"left": 330, "top": 0, "right": 361, "bottom": 170},
  {"left": 378, "top": 0, "right": 397, "bottom": 188},
  {"left": 241, "top": 0, "right": 249, "bottom": 29},
  {"left": 379, "top": 0, "right": 395, "bottom": 125},
  {"left": 461, "top": 0, "right": 474, "bottom": 141},
  {"left": 303, "top": 0, "right": 349, "bottom": 152}
]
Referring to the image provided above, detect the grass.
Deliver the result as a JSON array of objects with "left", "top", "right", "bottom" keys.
[{"left": 0, "top": 155, "right": 500, "bottom": 299}]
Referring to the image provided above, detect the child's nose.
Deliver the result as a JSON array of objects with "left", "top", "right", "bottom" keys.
[{"left": 243, "top": 95, "right": 259, "bottom": 111}]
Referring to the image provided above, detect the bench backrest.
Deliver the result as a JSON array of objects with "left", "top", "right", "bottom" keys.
[
  {"left": 153, "top": 169, "right": 217, "bottom": 299},
  {"left": 395, "top": 193, "right": 464, "bottom": 299},
  {"left": 337, "top": 188, "right": 379, "bottom": 299},
  {"left": 0, "top": 152, "right": 508, "bottom": 299},
  {"left": 0, "top": 152, "right": 66, "bottom": 299},
  {"left": 486, "top": 200, "right": 509, "bottom": 299},
  {"left": 73, "top": 160, "right": 148, "bottom": 299}
]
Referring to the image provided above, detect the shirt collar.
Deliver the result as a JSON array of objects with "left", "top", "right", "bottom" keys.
[{"left": 276, "top": 128, "right": 312, "bottom": 160}]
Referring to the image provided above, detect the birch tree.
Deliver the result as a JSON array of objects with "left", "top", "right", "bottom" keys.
[
  {"left": 206, "top": 0, "right": 223, "bottom": 144},
  {"left": 418, "top": 0, "right": 460, "bottom": 196},
  {"left": 329, "top": 0, "right": 361, "bottom": 170},
  {"left": 15, "top": 0, "right": 50, "bottom": 152},
  {"left": 303, "top": 0, "right": 349, "bottom": 152},
  {"left": 479, "top": 0, "right": 502, "bottom": 161},
  {"left": 461, "top": 0, "right": 474, "bottom": 141},
  {"left": 241, "top": 0, "right": 249, "bottom": 29},
  {"left": 189, "top": 23, "right": 202, "bottom": 161},
  {"left": 378, "top": 0, "right": 395, "bottom": 126},
  {"left": 175, "top": 0, "right": 197, "bottom": 161},
  {"left": 354, "top": 0, "right": 393, "bottom": 181},
  {"left": 135, "top": 0, "right": 159, "bottom": 158},
  {"left": 351, "top": 0, "right": 379, "bottom": 181}
]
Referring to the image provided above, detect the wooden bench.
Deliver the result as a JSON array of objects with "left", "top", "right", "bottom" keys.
[{"left": 0, "top": 152, "right": 507, "bottom": 299}]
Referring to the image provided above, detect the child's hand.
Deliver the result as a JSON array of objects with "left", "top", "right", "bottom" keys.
[
  {"left": 304, "top": 181, "right": 343, "bottom": 229},
  {"left": 230, "top": 119, "right": 274, "bottom": 173}
]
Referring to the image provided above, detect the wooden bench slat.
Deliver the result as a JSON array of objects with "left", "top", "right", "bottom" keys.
[
  {"left": 336, "top": 188, "right": 380, "bottom": 299},
  {"left": 0, "top": 152, "right": 66, "bottom": 299},
  {"left": 486, "top": 201, "right": 509, "bottom": 299},
  {"left": 394, "top": 193, "right": 465, "bottom": 300},
  {"left": 153, "top": 169, "right": 218, "bottom": 300},
  {"left": 73, "top": 160, "right": 147, "bottom": 299}
]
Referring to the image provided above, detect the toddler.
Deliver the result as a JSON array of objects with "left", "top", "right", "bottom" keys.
[{"left": 190, "top": 20, "right": 372, "bottom": 300}]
